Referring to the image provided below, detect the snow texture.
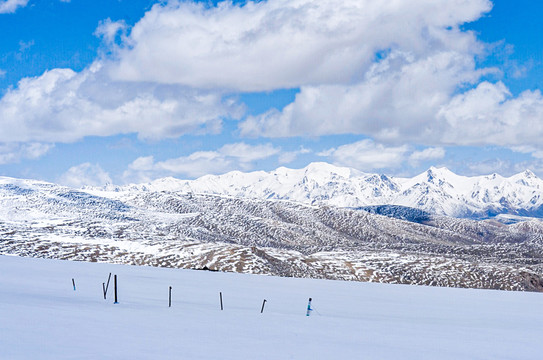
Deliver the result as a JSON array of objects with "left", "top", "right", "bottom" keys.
[{"left": 1, "top": 255, "right": 542, "bottom": 360}]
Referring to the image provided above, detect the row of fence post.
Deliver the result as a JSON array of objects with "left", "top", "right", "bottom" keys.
[{"left": 72, "top": 275, "right": 312, "bottom": 315}]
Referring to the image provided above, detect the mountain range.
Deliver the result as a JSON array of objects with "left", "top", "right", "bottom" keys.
[
  {"left": 1, "top": 162, "right": 543, "bottom": 292},
  {"left": 97, "top": 162, "right": 543, "bottom": 221}
]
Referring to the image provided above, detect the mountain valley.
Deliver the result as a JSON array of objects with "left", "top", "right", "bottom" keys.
[{"left": 2, "top": 163, "right": 543, "bottom": 291}]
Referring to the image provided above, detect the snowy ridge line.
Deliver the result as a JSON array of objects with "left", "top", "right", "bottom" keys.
[
  {"left": 86, "top": 162, "right": 543, "bottom": 220},
  {"left": 1, "top": 180, "right": 543, "bottom": 292}
]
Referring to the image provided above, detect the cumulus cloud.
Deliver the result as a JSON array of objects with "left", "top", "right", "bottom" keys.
[
  {"left": 241, "top": 59, "right": 543, "bottom": 149},
  {"left": 0, "top": 142, "right": 53, "bottom": 165},
  {"left": 439, "top": 81, "right": 543, "bottom": 146},
  {"left": 108, "top": 0, "right": 491, "bottom": 91},
  {"left": 58, "top": 163, "right": 112, "bottom": 188},
  {"left": 409, "top": 147, "right": 446, "bottom": 165},
  {"left": 2, "top": 0, "right": 541, "bottom": 166},
  {"left": 318, "top": 139, "right": 409, "bottom": 171},
  {"left": 0, "top": 63, "right": 242, "bottom": 143},
  {"left": 0, "top": 0, "right": 28, "bottom": 14},
  {"left": 123, "top": 142, "right": 281, "bottom": 181},
  {"left": 94, "top": 18, "right": 128, "bottom": 47},
  {"left": 173, "top": 1, "right": 532, "bottom": 149},
  {"left": 317, "top": 140, "right": 450, "bottom": 171},
  {"left": 240, "top": 51, "right": 487, "bottom": 140}
]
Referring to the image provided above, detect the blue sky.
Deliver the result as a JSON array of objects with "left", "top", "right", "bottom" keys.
[{"left": 0, "top": 0, "right": 542, "bottom": 186}]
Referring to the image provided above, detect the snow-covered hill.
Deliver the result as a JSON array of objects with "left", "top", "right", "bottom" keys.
[
  {"left": 1, "top": 174, "right": 542, "bottom": 292},
  {"left": 1, "top": 255, "right": 542, "bottom": 360},
  {"left": 101, "top": 163, "right": 543, "bottom": 219}
]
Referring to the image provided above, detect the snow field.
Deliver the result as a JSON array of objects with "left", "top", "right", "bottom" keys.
[{"left": 0, "top": 255, "right": 541, "bottom": 359}]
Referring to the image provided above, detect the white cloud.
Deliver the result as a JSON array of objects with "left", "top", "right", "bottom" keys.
[
  {"left": 317, "top": 140, "right": 449, "bottom": 171},
  {"left": 218, "top": 142, "right": 280, "bottom": 164},
  {"left": 319, "top": 139, "right": 409, "bottom": 171},
  {"left": 0, "top": 0, "right": 28, "bottom": 14},
  {"left": 18, "top": 40, "right": 34, "bottom": 52},
  {"left": 123, "top": 142, "right": 281, "bottom": 181},
  {"left": 241, "top": 57, "right": 543, "bottom": 149},
  {"left": 108, "top": 0, "right": 491, "bottom": 91},
  {"left": 0, "top": 63, "right": 242, "bottom": 143},
  {"left": 511, "top": 146, "right": 543, "bottom": 159},
  {"left": 278, "top": 146, "right": 311, "bottom": 164},
  {"left": 0, "top": 69, "right": 5, "bottom": 78},
  {"left": 0, "top": 142, "right": 53, "bottom": 165},
  {"left": 439, "top": 81, "right": 543, "bottom": 146},
  {"left": 240, "top": 51, "right": 487, "bottom": 140},
  {"left": 461, "top": 158, "right": 543, "bottom": 177},
  {"left": 409, "top": 147, "right": 446, "bottom": 165},
  {"left": 94, "top": 18, "right": 127, "bottom": 46},
  {"left": 2, "top": 0, "right": 541, "bottom": 163},
  {"left": 59, "top": 163, "right": 112, "bottom": 188}
]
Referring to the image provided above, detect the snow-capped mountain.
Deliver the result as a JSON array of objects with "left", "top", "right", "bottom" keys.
[
  {"left": 1, "top": 173, "right": 543, "bottom": 292},
  {"left": 96, "top": 162, "right": 543, "bottom": 220}
]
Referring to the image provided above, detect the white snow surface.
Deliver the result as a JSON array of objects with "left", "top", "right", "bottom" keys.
[
  {"left": 88, "top": 162, "right": 543, "bottom": 218},
  {"left": 1, "top": 255, "right": 541, "bottom": 359}
]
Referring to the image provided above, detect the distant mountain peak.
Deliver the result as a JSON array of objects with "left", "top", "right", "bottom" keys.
[
  {"left": 7, "top": 162, "right": 543, "bottom": 220},
  {"left": 523, "top": 169, "right": 536, "bottom": 178},
  {"left": 162, "top": 162, "right": 543, "bottom": 219},
  {"left": 425, "top": 166, "right": 457, "bottom": 178}
]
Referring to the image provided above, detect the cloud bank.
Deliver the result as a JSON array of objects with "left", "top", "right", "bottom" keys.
[
  {"left": 109, "top": 0, "right": 490, "bottom": 91},
  {"left": 59, "top": 163, "right": 112, "bottom": 188},
  {"left": 107, "top": 0, "right": 543, "bottom": 150},
  {"left": 317, "top": 139, "right": 445, "bottom": 171},
  {"left": 123, "top": 142, "right": 280, "bottom": 181},
  {"left": 0, "top": 142, "right": 53, "bottom": 165},
  {"left": 0, "top": 64, "right": 242, "bottom": 143},
  {"left": 1, "top": 0, "right": 542, "bottom": 176}
]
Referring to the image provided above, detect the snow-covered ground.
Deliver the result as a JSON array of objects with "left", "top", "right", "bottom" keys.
[{"left": 1, "top": 255, "right": 541, "bottom": 359}]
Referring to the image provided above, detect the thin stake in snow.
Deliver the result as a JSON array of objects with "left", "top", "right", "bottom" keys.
[
  {"left": 113, "top": 275, "right": 118, "bottom": 304},
  {"left": 169, "top": 286, "right": 172, "bottom": 308},
  {"left": 219, "top": 292, "right": 223, "bottom": 310},
  {"left": 261, "top": 299, "right": 267, "bottom": 314},
  {"left": 72, "top": 278, "right": 76, "bottom": 291},
  {"left": 103, "top": 273, "right": 112, "bottom": 299},
  {"left": 306, "top": 298, "right": 312, "bottom": 316},
  {"left": 102, "top": 283, "right": 106, "bottom": 300}
]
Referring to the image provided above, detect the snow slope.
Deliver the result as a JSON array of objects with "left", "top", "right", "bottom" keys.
[
  {"left": 1, "top": 255, "right": 541, "bottom": 359},
  {"left": 99, "top": 163, "right": 543, "bottom": 219}
]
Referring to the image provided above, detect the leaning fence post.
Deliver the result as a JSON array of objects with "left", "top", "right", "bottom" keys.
[
  {"left": 103, "top": 273, "right": 112, "bottom": 299},
  {"left": 169, "top": 286, "right": 172, "bottom": 308},
  {"left": 72, "top": 278, "right": 76, "bottom": 291},
  {"left": 261, "top": 299, "right": 267, "bottom": 314},
  {"left": 219, "top": 292, "right": 223, "bottom": 310}
]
